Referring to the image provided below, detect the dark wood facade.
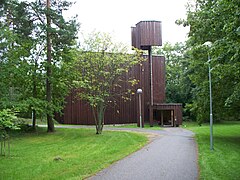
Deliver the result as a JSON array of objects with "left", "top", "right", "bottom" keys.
[
  {"left": 57, "top": 55, "right": 163, "bottom": 124},
  {"left": 132, "top": 21, "right": 182, "bottom": 127},
  {"left": 131, "top": 21, "right": 162, "bottom": 50},
  {"left": 56, "top": 55, "right": 182, "bottom": 126},
  {"left": 56, "top": 20, "right": 183, "bottom": 127},
  {"left": 151, "top": 103, "right": 183, "bottom": 127}
]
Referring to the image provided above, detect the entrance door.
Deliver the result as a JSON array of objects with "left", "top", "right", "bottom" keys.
[
  {"left": 153, "top": 109, "right": 175, "bottom": 127},
  {"left": 161, "top": 110, "right": 174, "bottom": 127}
]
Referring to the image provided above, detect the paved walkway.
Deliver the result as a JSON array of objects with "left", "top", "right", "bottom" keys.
[
  {"left": 46, "top": 125, "right": 199, "bottom": 180},
  {"left": 87, "top": 127, "right": 199, "bottom": 180}
]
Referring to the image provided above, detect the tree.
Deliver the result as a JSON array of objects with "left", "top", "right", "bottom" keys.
[
  {"left": 179, "top": 0, "right": 240, "bottom": 123},
  {"left": 46, "top": 0, "right": 53, "bottom": 132},
  {"left": 0, "top": 0, "right": 37, "bottom": 112},
  {"left": 154, "top": 42, "right": 194, "bottom": 120},
  {"left": 72, "top": 32, "right": 144, "bottom": 134},
  {"left": 0, "top": 0, "right": 79, "bottom": 131},
  {"left": 28, "top": 0, "right": 79, "bottom": 132},
  {"left": 0, "top": 109, "right": 19, "bottom": 156}
]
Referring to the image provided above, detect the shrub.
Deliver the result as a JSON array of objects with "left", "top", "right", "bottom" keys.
[{"left": 0, "top": 109, "right": 19, "bottom": 156}]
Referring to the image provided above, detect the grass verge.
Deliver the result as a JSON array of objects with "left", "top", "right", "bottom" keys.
[
  {"left": 19, "top": 118, "right": 59, "bottom": 125},
  {"left": 0, "top": 127, "right": 147, "bottom": 180},
  {"left": 108, "top": 123, "right": 162, "bottom": 130},
  {"left": 183, "top": 121, "right": 240, "bottom": 180}
]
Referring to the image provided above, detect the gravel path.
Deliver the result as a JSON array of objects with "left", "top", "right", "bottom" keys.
[{"left": 87, "top": 127, "right": 199, "bottom": 180}]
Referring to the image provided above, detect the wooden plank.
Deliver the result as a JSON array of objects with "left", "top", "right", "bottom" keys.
[{"left": 55, "top": 54, "right": 183, "bottom": 126}]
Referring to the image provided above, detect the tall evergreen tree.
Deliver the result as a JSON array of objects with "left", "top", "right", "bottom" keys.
[{"left": 0, "top": 0, "right": 79, "bottom": 131}]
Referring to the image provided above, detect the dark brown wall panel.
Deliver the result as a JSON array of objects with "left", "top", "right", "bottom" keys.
[
  {"left": 56, "top": 55, "right": 178, "bottom": 125},
  {"left": 60, "top": 61, "right": 142, "bottom": 125},
  {"left": 153, "top": 56, "right": 165, "bottom": 103},
  {"left": 131, "top": 27, "right": 137, "bottom": 48},
  {"left": 151, "top": 103, "right": 183, "bottom": 125},
  {"left": 56, "top": 19, "right": 183, "bottom": 125},
  {"left": 132, "top": 21, "right": 162, "bottom": 49},
  {"left": 142, "top": 58, "right": 150, "bottom": 122}
]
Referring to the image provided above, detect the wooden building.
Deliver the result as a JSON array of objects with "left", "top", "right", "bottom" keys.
[{"left": 56, "top": 21, "right": 182, "bottom": 127}]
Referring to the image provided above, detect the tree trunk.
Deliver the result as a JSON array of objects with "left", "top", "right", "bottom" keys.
[
  {"left": 46, "top": 0, "right": 54, "bottom": 132},
  {"left": 91, "top": 107, "right": 98, "bottom": 133},
  {"left": 0, "top": 141, "right": 2, "bottom": 155},
  {"left": 96, "top": 102, "right": 105, "bottom": 134}
]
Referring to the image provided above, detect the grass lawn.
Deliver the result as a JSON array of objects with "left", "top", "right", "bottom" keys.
[
  {"left": 0, "top": 127, "right": 147, "bottom": 180},
  {"left": 19, "top": 118, "right": 59, "bottom": 125},
  {"left": 21, "top": 118, "right": 162, "bottom": 130},
  {"left": 107, "top": 123, "right": 162, "bottom": 130},
  {"left": 183, "top": 121, "right": 240, "bottom": 180}
]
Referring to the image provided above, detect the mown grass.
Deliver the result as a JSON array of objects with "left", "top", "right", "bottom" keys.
[
  {"left": 183, "top": 121, "right": 240, "bottom": 180},
  {"left": 19, "top": 117, "right": 59, "bottom": 125},
  {"left": 0, "top": 128, "right": 147, "bottom": 180},
  {"left": 108, "top": 123, "right": 162, "bottom": 130}
]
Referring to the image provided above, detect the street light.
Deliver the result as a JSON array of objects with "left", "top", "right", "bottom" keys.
[
  {"left": 203, "top": 41, "right": 214, "bottom": 150},
  {"left": 137, "top": 88, "right": 143, "bottom": 128}
]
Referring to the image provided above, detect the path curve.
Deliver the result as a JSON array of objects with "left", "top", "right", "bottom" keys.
[
  {"left": 87, "top": 127, "right": 199, "bottom": 180},
  {"left": 41, "top": 125, "right": 199, "bottom": 180}
]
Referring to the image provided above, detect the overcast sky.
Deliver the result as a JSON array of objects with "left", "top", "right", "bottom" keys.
[
  {"left": 24, "top": 0, "right": 191, "bottom": 46},
  {"left": 65, "top": 0, "right": 191, "bottom": 46}
]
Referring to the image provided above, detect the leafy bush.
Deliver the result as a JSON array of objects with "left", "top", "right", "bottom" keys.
[
  {"left": 0, "top": 109, "right": 19, "bottom": 131},
  {"left": 0, "top": 109, "right": 19, "bottom": 156}
]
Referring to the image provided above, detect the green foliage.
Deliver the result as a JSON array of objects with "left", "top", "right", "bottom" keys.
[
  {"left": 0, "top": 109, "right": 19, "bottom": 156},
  {"left": 154, "top": 42, "right": 193, "bottom": 120},
  {"left": 72, "top": 32, "right": 144, "bottom": 134},
  {"left": 0, "top": 109, "right": 19, "bottom": 132},
  {"left": 0, "top": 0, "right": 79, "bottom": 130},
  {"left": 179, "top": 0, "right": 240, "bottom": 122}
]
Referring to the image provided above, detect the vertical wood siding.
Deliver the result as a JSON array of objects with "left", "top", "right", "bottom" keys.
[
  {"left": 57, "top": 55, "right": 168, "bottom": 125},
  {"left": 56, "top": 20, "right": 183, "bottom": 126},
  {"left": 132, "top": 21, "right": 162, "bottom": 50},
  {"left": 151, "top": 103, "right": 183, "bottom": 126}
]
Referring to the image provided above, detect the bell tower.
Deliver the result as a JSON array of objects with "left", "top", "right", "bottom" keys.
[{"left": 132, "top": 21, "right": 163, "bottom": 126}]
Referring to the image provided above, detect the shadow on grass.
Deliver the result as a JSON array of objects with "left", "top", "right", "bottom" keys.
[
  {"left": 214, "top": 136, "right": 240, "bottom": 147},
  {"left": 8, "top": 126, "right": 49, "bottom": 139}
]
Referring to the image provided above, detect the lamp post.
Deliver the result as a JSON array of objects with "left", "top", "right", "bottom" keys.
[
  {"left": 137, "top": 88, "right": 143, "bottom": 128},
  {"left": 203, "top": 41, "right": 214, "bottom": 150}
]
